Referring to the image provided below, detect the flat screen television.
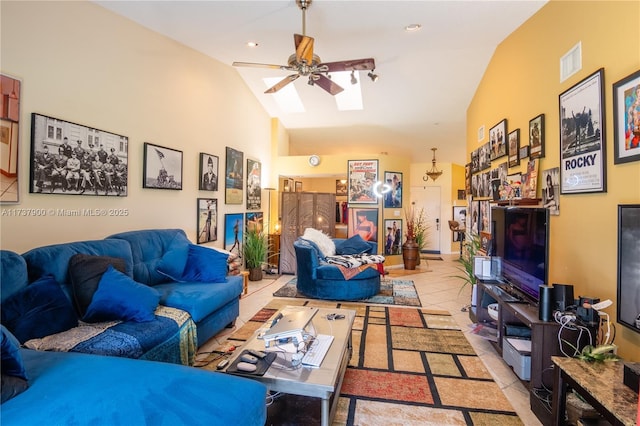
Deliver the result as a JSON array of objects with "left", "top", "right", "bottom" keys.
[{"left": 489, "top": 206, "right": 550, "bottom": 303}]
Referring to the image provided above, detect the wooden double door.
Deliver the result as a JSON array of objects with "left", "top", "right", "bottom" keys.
[{"left": 280, "top": 192, "right": 336, "bottom": 274}]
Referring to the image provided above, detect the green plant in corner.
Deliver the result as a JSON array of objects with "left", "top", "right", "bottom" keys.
[
  {"left": 451, "top": 231, "right": 481, "bottom": 294},
  {"left": 244, "top": 228, "right": 268, "bottom": 281},
  {"left": 563, "top": 341, "right": 620, "bottom": 363}
]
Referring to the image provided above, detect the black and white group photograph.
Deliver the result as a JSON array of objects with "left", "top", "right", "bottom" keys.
[{"left": 30, "top": 113, "right": 128, "bottom": 196}]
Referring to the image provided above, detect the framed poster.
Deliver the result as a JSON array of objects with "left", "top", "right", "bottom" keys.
[
  {"left": 347, "top": 159, "right": 378, "bottom": 204},
  {"left": 529, "top": 114, "right": 545, "bottom": 159},
  {"left": 559, "top": 68, "right": 606, "bottom": 194},
  {"left": 197, "top": 198, "right": 217, "bottom": 244},
  {"left": 468, "top": 200, "right": 480, "bottom": 235},
  {"left": 246, "top": 211, "right": 263, "bottom": 233},
  {"left": 143, "top": 143, "right": 181, "bottom": 190},
  {"left": 30, "top": 113, "right": 129, "bottom": 196},
  {"left": 246, "top": 158, "right": 261, "bottom": 210},
  {"left": 479, "top": 200, "right": 491, "bottom": 233},
  {"left": 612, "top": 69, "right": 640, "bottom": 164},
  {"left": 224, "top": 213, "right": 244, "bottom": 257},
  {"left": 508, "top": 129, "right": 520, "bottom": 168},
  {"left": 347, "top": 208, "right": 379, "bottom": 243},
  {"left": 489, "top": 118, "right": 507, "bottom": 160},
  {"left": 383, "top": 219, "right": 402, "bottom": 255},
  {"left": 452, "top": 206, "right": 467, "bottom": 241},
  {"left": 1, "top": 74, "right": 21, "bottom": 203},
  {"left": 295, "top": 181, "right": 302, "bottom": 192},
  {"left": 465, "top": 163, "right": 472, "bottom": 196},
  {"left": 542, "top": 167, "right": 560, "bottom": 216},
  {"left": 335, "top": 179, "right": 347, "bottom": 196},
  {"left": 225, "top": 147, "right": 243, "bottom": 204},
  {"left": 479, "top": 142, "right": 491, "bottom": 171},
  {"left": 383, "top": 171, "right": 402, "bottom": 208},
  {"left": 199, "top": 153, "right": 218, "bottom": 191},
  {"left": 617, "top": 204, "right": 640, "bottom": 333}
]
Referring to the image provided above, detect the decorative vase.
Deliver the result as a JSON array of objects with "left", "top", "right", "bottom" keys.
[
  {"left": 402, "top": 238, "right": 419, "bottom": 270},
  {"left": 248, "top": 267, "right": 263, "bottom": 281}
]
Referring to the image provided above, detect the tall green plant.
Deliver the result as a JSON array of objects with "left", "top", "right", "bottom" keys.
[
  {"left": 244, "top": 228, "right": 267, "bottom": 269},
  {"left": 452, "top": 231, "right": 481, "bottom": 293}
]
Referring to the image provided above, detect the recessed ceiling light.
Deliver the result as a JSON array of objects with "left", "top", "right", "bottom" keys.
[
  {"left": 404, "top": 24, "right": 422, "bottom": 32},
  {"left": 246, "top": 41, "right": 259, "bottom": 47}
]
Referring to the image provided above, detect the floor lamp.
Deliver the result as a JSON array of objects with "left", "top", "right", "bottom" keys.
[{"left": 264, "top": 187, "right": 276, "bottom": 274}]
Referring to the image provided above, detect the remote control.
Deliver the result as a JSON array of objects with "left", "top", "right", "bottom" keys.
[
  {"left": 216, "top": 359, "right": 229, "bottom": 370},
  {"left": 247, "top": 349, "right": 266, "bottom": 359}
]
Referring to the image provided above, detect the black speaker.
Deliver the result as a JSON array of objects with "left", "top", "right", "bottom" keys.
[
  {"left": 553, "top": 283, "right": 575, "bottom": 311},
  {"left": 538, "top": 285, "right": 554, "bottom": 322}
]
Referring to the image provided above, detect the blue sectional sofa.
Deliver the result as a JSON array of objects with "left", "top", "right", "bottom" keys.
[
  {"left": 0, "top": 232, "right": 267, "bottom": 425},
  {"left": 293, "top": 237, "right": 383, "bottom": 300}
]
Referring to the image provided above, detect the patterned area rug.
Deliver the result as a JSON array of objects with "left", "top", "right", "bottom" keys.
[
  {"left": 214, "top": 300, "right": 523, "bottom": 425},
  {"left": 273, "top": 278, "right": 421, "bottom": 307}
]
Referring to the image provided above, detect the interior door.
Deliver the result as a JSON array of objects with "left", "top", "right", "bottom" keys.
[{"left": 410, "top": 186, "right": 441, "bottom": 253}]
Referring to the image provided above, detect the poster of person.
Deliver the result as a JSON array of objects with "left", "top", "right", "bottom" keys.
[
  {"left": 246, "top": 211, "right": 263, "bottom": 233},
  {"left": 347, "top": 160, "right": 378, "bottom": 204},
  {"left": 348, "top": 208, "right": 378, "bottom": 243},
  {"left": 559, "top": 68, "right": 606, "bottom": 194},
  {"left": 246, "top": 158, "right": 261, "bottom": 210},
  {"left": 199, "top": 153, "right": 218, "bottom": 191},
  {"left": 197, "top": 198, "right": 217, "bottom": 244},
  {"left": 383, "top": 171, "right": 402, "bottom": 208},
  {"left": 383, "top": 219, "right": 402, "bottom": 255},
  {"left": 612, "top": 70, "right": 640, "bottom": 164},
  {"left": 542, "top": 167, "right": 560, "bottom": 216},
  {"left": 1, "top": 74, "right": 21, "bottom": 203},
  {"left": 225, "top": 147, "right": 243, "bottom": 204},
  {"left": 224, "top": 213, "right": 243, "bottom": 258}
]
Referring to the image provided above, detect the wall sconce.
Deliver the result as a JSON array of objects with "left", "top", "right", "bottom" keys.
[{"left": 423, "top": 147, "right": 443, "bottom": 181}]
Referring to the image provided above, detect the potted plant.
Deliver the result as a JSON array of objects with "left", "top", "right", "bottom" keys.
[
  {"left": 452, "top": 231, "right": 481, "bottom": 293},
  {"left": 402, "top": 206, "right": 426, "bottom": 269},
  {"left": 244, "top": 228, "right": 268, "bottom": 281}
]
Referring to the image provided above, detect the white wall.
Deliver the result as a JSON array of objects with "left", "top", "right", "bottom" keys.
[{"left": 0, "top": 1, "right": 272, "bottom": 253}]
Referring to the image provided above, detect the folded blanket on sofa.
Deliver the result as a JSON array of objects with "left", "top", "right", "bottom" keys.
[
  {"left": 23, "top": 306, "right": 196, "bottom": 366},
  {"left": 324, "top": 254, "right": 385, "bottom": 280}
]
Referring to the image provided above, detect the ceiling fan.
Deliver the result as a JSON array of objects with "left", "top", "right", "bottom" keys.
[{"left": 232, "top": 0, "right": 376, "bottom": 96}]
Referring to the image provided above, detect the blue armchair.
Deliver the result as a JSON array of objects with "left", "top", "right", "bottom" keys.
[{"left": 293, "top": 237, "right": 381, "bottom": 301}]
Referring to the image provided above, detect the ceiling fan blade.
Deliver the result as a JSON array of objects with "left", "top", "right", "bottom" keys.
[
  {"left": 232, "top": 61, "right": 292, "bottom": 71},
  {"left": 264, "top": 74, "right": 300, "bottom": 94},
  {"left": 294, "top": 34, "right": 314, "bottom": 65},
  {"left": 313, "top": 74, "right": 344, "bottom": 95},
  {"left": 320, "top": 58, "right": 376, "bottom": 73}
]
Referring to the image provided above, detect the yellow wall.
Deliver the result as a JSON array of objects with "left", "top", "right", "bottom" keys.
[
  {"left": 0, "top": 1, "right": 272, "bottom": 253},
  {"left": 467, "top": 0, "right": 640, "bottom": 360}
]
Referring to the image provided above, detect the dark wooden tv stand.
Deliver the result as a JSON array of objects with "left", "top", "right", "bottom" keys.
[{"left": 472, "top": 281, "right": 564, "bottom": 425}]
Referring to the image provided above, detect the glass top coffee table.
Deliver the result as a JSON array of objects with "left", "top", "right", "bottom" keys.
[{"left": 222, "top": 306, "right": 355, "bottom": 426}]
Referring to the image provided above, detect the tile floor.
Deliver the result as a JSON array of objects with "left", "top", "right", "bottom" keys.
[{"left": 200, "top": 254, "right": 542, "bottom": 426}]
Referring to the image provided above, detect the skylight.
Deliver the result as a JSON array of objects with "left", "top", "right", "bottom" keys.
[{"left": 332, "top": 71, "right": 363, "bottom": 111}]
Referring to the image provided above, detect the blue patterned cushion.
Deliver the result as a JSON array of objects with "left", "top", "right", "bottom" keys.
[
  {"left": 1, "top": 275, "right": 78, "bottom": 344},
  {"left": 84, "top": 266, "right": 160, "bottom": 323}
]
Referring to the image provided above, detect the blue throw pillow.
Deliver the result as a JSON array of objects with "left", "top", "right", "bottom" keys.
[
  {"left": 1, "top": 325, "right": 29, "bottom": 403},
  {"left": 1, "top": 275, "right": 78, "bottom": 344},
  {"left": 335, "top": 234, "right": 372, "bottom": 255},
  {"left": 1, "top": 325, "right": 27, "bottom": 380},
  {"left": 84, "top": 265, "right": 160, "bottom": 323},
  {"left": 156, "top": 237, "right": 190, "bottom": 283},
  {"left": 180, "top": 245, "right": 228, "bottom": 283}
]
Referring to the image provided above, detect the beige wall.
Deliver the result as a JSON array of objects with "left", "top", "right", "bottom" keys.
[
  {"left": 467, "top": 0, "right": 640, "bottom": 360},
  {"left": 0, "top": 1, "right": 272, "bottom": 253}
]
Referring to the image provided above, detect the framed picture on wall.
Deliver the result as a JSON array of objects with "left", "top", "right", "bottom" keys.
[
  {"left": 452, "top": 206, "right": 467, "bottom": 241},
  {"left": 1, "top": 74, "right": 21, "bottom": 203},
  {"left": 347, "top": 159, "right": 378, "bottom": 204},
  {"left": 489, "top": 118, "right": 507, "bottom": 160},
  {"left": 612, "top": 69, "right": 640, "bottom": 164},
  {"left": 224, "top": 213, "right": 243, "bottom": 257},
  {"left": 295, "top": 181, "right": 302, "bottom": 192},
  {"left": 246, "top": 211, "right": 263, "bottom": 233},
  {"left": 383, "top": 219, "right": 402, "bottom": 255},
  {"left": 199, "top": 153, "right": 219, "bottom": 191},
  {"left": 542, "top": 167, "right": 560, "bottom": 216},
  {"left": 143, "top": 142, "right": 181, "bottom": 190},
  {"left": 529, "top": 114, "right": 545, "bottom": 159},
  {"left": 383, "top": 171, "right": 402, "bottom": 208},
  {"left": 335, "top": 179, "right": 347, "bottom": 196},
  {"left": 508, "top": 129, "right": 520, "bottom": 168},
  {"left": 559, "top": 68, "right": 606, "bottom": 194},
  {"left": 30, "top": 113, "right": 129, "bottom": 196},
  {"left": 519, "top": 145, "right": 529, "bottom": 160},
  {"left": 347, "top": 208, "right": 379, "bottom": 243},
  {"left": 617, "top": 204, "right": 640, "bottom": 333},
  {"left": 246, "top": 158, "right": 261, "bottom": 210},
  {"left": 197, "top": 198, "right": 217, "bottom": 244},
  {"left": 225, "top": 147, "right": 244, "bottom": 204}
]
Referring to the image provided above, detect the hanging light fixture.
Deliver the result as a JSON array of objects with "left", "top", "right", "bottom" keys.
[{"left": 423, "top": 147, "right": 443, "bottom": 181}]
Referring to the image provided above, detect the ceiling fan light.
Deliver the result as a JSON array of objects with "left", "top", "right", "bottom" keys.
[
  {"left": 307, "top": 77, "right": 315, "bottom": 86},
  {"left": 350, "top": 71, "right": 357, "bottom": 85},
  {"left": 368, "top": 71, "right": 379, "bottom": 82}
]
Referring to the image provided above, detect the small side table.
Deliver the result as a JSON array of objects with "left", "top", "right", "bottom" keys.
[{"left": 240, "top": 270, "right": 249, "bottom": 296}]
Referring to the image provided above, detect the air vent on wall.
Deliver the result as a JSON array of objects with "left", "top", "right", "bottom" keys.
[{"left": 560, "top": 42, "right": 582, "bottom": 83}]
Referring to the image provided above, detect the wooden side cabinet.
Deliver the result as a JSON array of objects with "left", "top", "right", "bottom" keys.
[{"left": 268, "top": 233, "right": 280, "bottom": 273}]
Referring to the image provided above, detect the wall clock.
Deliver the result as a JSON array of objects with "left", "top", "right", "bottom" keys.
[{"left": 308, "top": 155, "right": 320, "bottom": 167}]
